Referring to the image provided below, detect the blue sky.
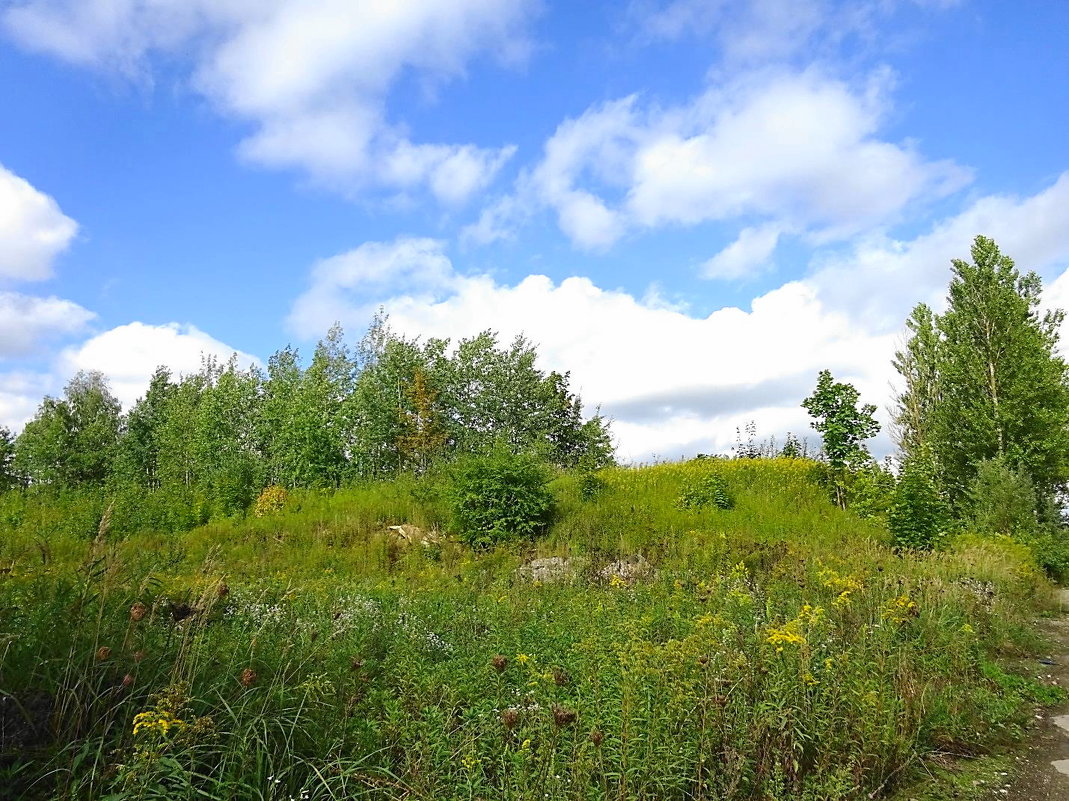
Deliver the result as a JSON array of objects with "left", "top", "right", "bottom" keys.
[{"left": 1, "top": 0, "right": 1068, "bottom": 461}]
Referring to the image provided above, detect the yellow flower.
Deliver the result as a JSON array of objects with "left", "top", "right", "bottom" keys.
[
  {"left": 132, "top": 710, "right": 185, "bottom": 737},
  {"left": 882, "top": 595, "right": 919, "bottom": 624},
  {"left": 515, "top": 653, "right": 531, "bottom": 665}
]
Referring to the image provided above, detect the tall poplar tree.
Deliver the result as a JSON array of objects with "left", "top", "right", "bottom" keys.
[{"left": 894, "top": 235, "right": 1069, "bottom": 508}]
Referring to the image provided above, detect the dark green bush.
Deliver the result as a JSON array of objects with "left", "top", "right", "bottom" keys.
[{"left": 447, "top": 448, "right": 554, "bottom": 548}]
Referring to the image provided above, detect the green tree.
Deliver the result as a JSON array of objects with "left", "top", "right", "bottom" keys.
[
  {"left": 895, "top": 236, "right": 1069, "bottom": 511},
  {"left": 116, "top": 366, "right": 175, "bottom": 489},
  {"left": 888, "top": 445, "right": 951, "bottom": 549},
  {"left": 802, "top": 370, "right": 880, "bottom": 507},
  {"left": 892, "top": 303, "right": 940, "bottom": 458},
  {"left": 16, "top": 371, "right": 122, "bottom": 487},
  {"left": 0, "top": 425, "right": 19, "bottom": 491}
]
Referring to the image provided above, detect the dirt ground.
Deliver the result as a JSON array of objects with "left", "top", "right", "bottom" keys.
[{"left": 1000, "top": 589, "right": 1069, "bottom": 801}]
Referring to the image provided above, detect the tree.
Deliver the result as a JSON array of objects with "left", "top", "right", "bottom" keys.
[
  {"left": 892, "top": 304, "right": 940, "bottom": 458},
  {"left": 802, "top": 370, "right": 880, "bottom": 507},
  {"left": 116, "top": 367, "right": 175, "bottom": 489},
  {"left": 895, "top": 236, "right": 1069, "bottom": 510},
  {"left": 888, "top": 445, "right": 951, "bottom": 549},
  {"left": 16, "top": 371, "right": 122, "bottom": 487},
  {"left": 0, "top": 425, "right": 19, "bottom": 491}
]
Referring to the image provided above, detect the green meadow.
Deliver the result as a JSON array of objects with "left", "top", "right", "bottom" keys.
[{"left": 1, "top": 458, "right": 1061, "bottom": 800}]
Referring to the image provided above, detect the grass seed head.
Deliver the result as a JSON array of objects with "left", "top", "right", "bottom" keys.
[
  {"left": 129, "top": 602, "right": 147, "bottom": 622},
  {"left": 96, "top": 646, "right": 112, "bottom": 661},
  {"left": 239, "top": 668, "right": 257, "bottom": 687}
]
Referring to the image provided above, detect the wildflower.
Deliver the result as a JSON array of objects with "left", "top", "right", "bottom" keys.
[
  {"left": 501, "top": 708, "right": 519, "bottom": 729},
  {"left": 129, "top": 602, "right": 148, "bottom": 622},
  {"left": 882, "top": 595, "right": 919, "bottom": 624},
  {"left": 96, "top": 646, "right": 112, "bottom": 661},
  {"left": 766, "top": 626, "right": 806, "bottom": 652},
  {"left": 132, "top": 710, "right": 184, "bottom": 737},
  {"left": 492, "top": 654, "right": 509, "bottom": 673},
  {"left": 515, "top": 653, "right": 531, "bottom": 665},
  {"left": 961, "top": 623, "right": 975, "bottom": 635},
  {"left": 239, "top": 668, "right": 257, "bottom": 687},
  {"left": 832, "top": 591, "right": 852, "bottom": 609},
  {"left": 461, "top": 752, "right": 479, "bottom": 772}
]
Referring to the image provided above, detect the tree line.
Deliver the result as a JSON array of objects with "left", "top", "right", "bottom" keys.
[
  {"left": 0, "top": 315, "right": 612, "bottom": 529},
  {"left": 802, "top": 235, "right": 1069, "bottom": 574}
]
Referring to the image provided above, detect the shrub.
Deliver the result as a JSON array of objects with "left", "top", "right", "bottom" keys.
[
  {"left": 447, "top": 448, "right": 554, "bottom": 548},
  {"left": 677, "top": 472, "right": 734, "bottom": 510}
]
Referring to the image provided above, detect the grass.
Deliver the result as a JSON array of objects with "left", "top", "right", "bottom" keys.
[{"left": 0, "top": 458, "right": 1063, "bottom": 799}]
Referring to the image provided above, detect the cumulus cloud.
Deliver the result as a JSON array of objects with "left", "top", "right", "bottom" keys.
[
  {"left": 0, "top": 371, "right": 53, "bottom": 431},
  {"left": 0, "top": 291, "right": 94, "bottom": 356},
  {"left": 0, "top": 164, "right": 79, "bottom": 282},
  {"left": 810, "top": 171, "right": 1069, "bottom": 331},
  {"left": 476, "top": 68, "right": 970, "bottom": 251},
  {"left": 289, "top": 237, "right": 456, "bottom": 338},
  {"left": 289, "top": 237, "right": 897, "bottom": 461},
  {"left": 3, "top": 0, "right": 532, "bottom": 204},
  {"left": 58, "top": 321, "right": 261, "bottom": 409}
]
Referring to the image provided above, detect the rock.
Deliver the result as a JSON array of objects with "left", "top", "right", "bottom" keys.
[
  {"left": 598, "top": 554, "right": 655, "bottom": 585},
  {"left": 387, "top": 524, "right": 442, "bottom": 547},
  {"left": 517, "top": 556, "right": 578, "bottom": 583}
]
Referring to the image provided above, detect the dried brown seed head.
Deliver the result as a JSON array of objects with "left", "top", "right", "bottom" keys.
[
  {"left": 491, "top": 654, "right": 508, "bottom": 673},
  {"left": 96, "top": 646, "right": 112, "bottom": 661},
  {"left": 239, "top": 668, "right": 257, "bottom": 687},
  {"left": 129, "top": 602, "right": 147, "bottom": 622},
  {"left": 121, "top": 673, "right": 134, "bottom": 688},
  {"left": 552, "top": 704, "right": 577, "bottom": 727},
  {"left": 590, "top": 729, "right": 604, "bottom": 747},
  {"left": 501, "top": 708, "right": 519, "bottom": 729}
]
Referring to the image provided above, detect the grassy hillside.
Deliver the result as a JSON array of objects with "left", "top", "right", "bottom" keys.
[{"left": 0, "top": 459, "right": 1061, "bottom": 800}]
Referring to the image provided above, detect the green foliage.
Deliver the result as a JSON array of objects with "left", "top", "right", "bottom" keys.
[
  {"left": 0, "top": 424, "right": 19, "bottom": 491},
  {"left": 802, "top": 370, "right": 879, "bottom": 507},
  {"left": 16, "top": 371, "right": 122, "bottom": 487},
  {"left": 0, "top": 458, "right": 1056, "bottom": 801},
  {"left": 889, "top": 447, "right": 952, "bottom": 550},
  {"left": 677, "top": 470, "right": 734, "bottom": 510},
  {"left": 447, "top": 447, "right": 554, "bottom": 548},
  {"left": 966, "top": 457, "right": 1069, "bottom": 578},
  {"left": 844, "top": 459, "right": 896, "bottom": 519},
  {"left": 896, "top": 236, "right": 1069, "bottom": 512}
]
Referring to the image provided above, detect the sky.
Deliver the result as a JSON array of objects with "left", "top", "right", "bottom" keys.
[{"left": 1, "top": 0, "right": 1068, "bottom": 462}]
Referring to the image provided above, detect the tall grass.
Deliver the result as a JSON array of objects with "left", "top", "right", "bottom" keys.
[{"left": 0, "top": 459, "right": 1060, "bottom": 800}]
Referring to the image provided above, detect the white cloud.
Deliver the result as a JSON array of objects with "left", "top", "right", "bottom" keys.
[
  {"left": 289, "top": 237, "right": 897, "bottom": 461},
  {"left": 484, "top": 68, "right": 969, "bottom": 250},
  {"left": 0, "top": 164, "right": 79, "bottom": 282},
  {"left": 635, "top": 0, "right": 826, "bottom": 64},
  {"left": 0, "top": 291, "right": 94, "bottom": 356},
  {"left": 58, "top": 321, "right": 261, "bottom": 409},
  {"left": 702, "top": 223, "right": 781, "bottom": 279},
  {"left": 4, "top": 0, "right": 532, "bottom": 204},
  {"left": 289, "top": 237, "right": 455, "bottom": 338},
  {"left": 810, "top": 171, "right": 1069, "bottom": 331},
  {"left": 0, "top": 371, "right": 53, "bottom": 431}
]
